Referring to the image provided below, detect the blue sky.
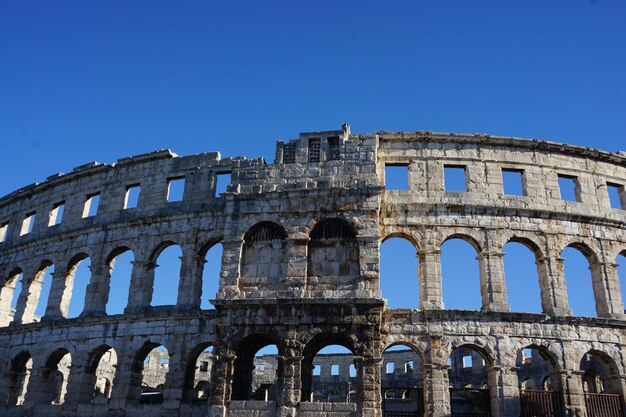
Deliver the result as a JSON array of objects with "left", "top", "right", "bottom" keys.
[{"left": 2, "top": 1, "right": 625, "bottom": 320}]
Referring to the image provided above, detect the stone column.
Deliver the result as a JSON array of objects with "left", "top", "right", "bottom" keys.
[
  {"left": 216, "top": 240, "right": 242, "bottom": 300},
  {"left": 418, "top": 246, "right": 444, "bottom": 310},
  {"left": 477, "top": 250, "right": 510, "bottom": 312},
  {"left": 562, "top": 370, "right": 588, "bottom": 417},
  {"left": 81, "top": 261, "right": 112, "bottom": 317},
  {"left": 276, "top": 355, "right": 302, "bottom": 410},
  {"left": 23, "top": 365, "right": 56, "bottom": 406},
  {"left": 176, "top": 251, "right": 206, "bottom": 311},
  {"left": 536, "top": 255, "right": 572, "bottom": 316},
  {"left": 161, "top": 349, "right": 183, "bottom": 416},
  {"left": 282, "top": 238, "right": 308, "bottom": 297},
  {"left": 422, "top": 362, "right": 451, "bottom": 417},
  {"left": 62, "top": 353, "right": 96, "bottom": 410},
  {"left": 208, "top": 347, "right": 236, "bottom": 417},
  {"left": 42, "top": 266, "right": 71, "bottom": 321},
  {"left": 590, "top": 261, "right": 625, "bottom": 319},
  {"left": 124, "top": 260, "right": 156, "bottom": 314},
  {"left": 486, "top": 365, "right": 520, "bottom": 417},
  {"left": 357, "top": 356, "right": 382, "bottom": 417},
  {"left": 108, "top": 351, "right": 136, "bottom": 410},
  {"left": 358, "top": 236, "right": 380, "bottom": 298}
]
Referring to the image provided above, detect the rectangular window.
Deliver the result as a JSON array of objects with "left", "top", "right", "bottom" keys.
[
  {"left": 312, "top": 364, "right": 320, "bottom": 376},
  {"left": 48, "top": 202, "right": 64, "bottom": 226},
  {"left": 20, "top": 213, "right": 36, "bottom": 236},
  {"left": 557, "top": 174, "right": 580, "bottom": 202},
  {"left": 331, "top": 364, "right": 339, "bottom": 376},
  {"left": 0, "top": 223, "right": 7, "bottom": 243},
  {"left": 444, "top": 165, "right": 467, "bottom": 192},
  {"left": 124, "top": 185, "right": 140, "bottom": 209},
  {"left": 502, "top": 168, "right": 525, "bottom": 196},
  {"left": 462, "top": 355, "right": 472, "bottom": 368},
  {"left": 522, "top": 348, "right": 533, "bottom": 364},
  {"left": 386, "top": 362, "right": 395, "bottom": 374},
  {"left": 215, "top": 172, "right": 231, "bottom": 196},
  {"left": 607, "top": 183, "right": 625, "bottom": 210},
  {"left": 283, "top": 142, "right": 296, "bottom": 164},
  {"left": 327, "top": 136, "right": 341, "bottom": 161},
  {"left": 405, "top": 361, "right": 414, "bottom": 373},
  {"left": 385, "top": 165, "right": 409, "bottom": 190},
  {"left": 308, "top": 138, "right": 321, "bottom": 163},
  {"left": 257, "top": 363, "right": 265, "bottom": 370},
  {"left": 82, "top": 193, "right": 100, "bottom": 218},
  {"left": 199, "top": 361, "right": 209, "bottom": 372},
  {"left": 349, "top": 364, "right": 357, "bottom": 378},
  {"left": 167, "top": 177, "right": 185, "bottom": 202}
]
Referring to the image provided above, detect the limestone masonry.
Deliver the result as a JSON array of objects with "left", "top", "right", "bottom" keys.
[{"left": 1, "top": 125, "right": 626, "bottom": 417}]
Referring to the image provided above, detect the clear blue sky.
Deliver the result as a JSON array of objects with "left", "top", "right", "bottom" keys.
[{"left": 2, "top": 1, "right": 625, "bottom": 319}]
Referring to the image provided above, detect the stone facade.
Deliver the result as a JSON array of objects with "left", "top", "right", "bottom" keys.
[{"left": 0, "top": 124, "right": 625, "bottom": 417}]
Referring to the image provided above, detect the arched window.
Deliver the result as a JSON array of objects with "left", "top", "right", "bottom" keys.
[
  {"left": 5, "top": 351, "right": 32, "bottom": 406},
  {"left": 241, "top": 222, "right": 287, "bottom": 285},
  {"left": 42, "top": 349, "right": 72, "bottom": 405},
  {"left": 617, "top": 251, "right": 626, "bottom": 311},
  {"left": 232, "top": 336, "right": 280, "bottom": 401},
  {"left": 66, "top": 254, "right": 91, "bottom": 318},
  {"left": 89, "top": 346, "right": 117, "bottom": 403},
  {"left": 308, "top": 219, "right": 359, "bottom": 280},
  {"left": 0, "top": 268, "right": 23, "bottom": 326},
  {"left": 107, "top": 248, "right": 134, "bottom": 315},
  {"left": 201, "top": 243, "right": 222, "bottom": 310},
  {"left": 504, "top": 241, "right": 542, "bottom": 313},
  {"left": 441, "top": 237, "right": 481, "bottom": 310},
  {"left": 380, "top": 237, "right": 419, "bottom": 309},
  {"left": 580, "top": 350, "right": 624, "bottom": 406},
  {"left": 448, "top": 346, "right": 491, "bottom": 416},
  {"left": 183, "top": 344, "right": 213, "bottom": 401},
  {"left": 515, "top": 346, "right": 559, "bottom": 393},
  {"left": 139, "top": 345, "right": 170, "bottom": 403},
  {"left": 561, "top": 245, "right": 597, "bottom": 317},
  {"left": 152, "top": 245, "right": 182, "bottom": 306},
  {"left": 381, "top": 344, "right": 424, "bottom": 415}
]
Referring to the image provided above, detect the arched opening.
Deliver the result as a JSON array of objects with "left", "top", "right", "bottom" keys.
[
  {"left": 89, "top": 346, "right": 117, "bottom": 403},
  {"left": 0, "top": 268, "right": 23, "bottom": 326},
  {"left": 232, "top": 336, "right": 281, "bottom": 401},
  {"left": 307, "top": 219, "right": 359, "bottom": 287},
  {"left": 66, "top": 254, "right": 91, "bottom": 318},
  {"left": 41, "top": 349, "right": 72, "bottom": 405},
  {"left": 503, "top": 241, "right": 542, "bottom": 313},
  {"left": 5, "top": 351, "right": 32, "bottom": 406},
  {"left": 151, "top": 244, "right": 182, "bottom": 306},
  {"left": 240, "top": 222, "right": 287, "bottom": 290},
  {"left": 138, "top": 344, "right": 170, "bottom": 404},
  {"left": 201, "top": 242, "right": 222, "bottom": 310},
  {"left": 448, "top": 346, "right": 491, "bottom": 417},
  {"left": 35, "top": 264, "right": 54, "bottom": 320},
  {"left": 580, "top": 351, "right": 625, "bottom": 416},
  {"left": 106, "top": 248, "right": 134, "bottom": 315},
  {"left": 301, "top": 334, "right": 356, "bottom": 403},
  {"left": 380, "top": 237, "right": 419, "bottom": 309},
  {"left": 516, "top": 346, "right": 564, "bottom": 415},
  {"left": 561, "top": 245, "right": 597, "bottom": 317},
  {"left": 183, "top": 343, "right": 213, "bottom": 401},
  {"left": 381, "top": 343, "right": 424, "bottom": 416},
  {"left": 441, "top": 237, "right": 481, "bottom": 310}
]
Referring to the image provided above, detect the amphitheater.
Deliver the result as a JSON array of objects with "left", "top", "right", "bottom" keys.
[{"left": 1, "top": 124, "right": 625, "bottom": 417}]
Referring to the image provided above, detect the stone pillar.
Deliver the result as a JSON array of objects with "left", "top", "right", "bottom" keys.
[
  {"left": 486, "top": 365, "right": 520, "bottom": 417},
  {"left": 216, "top": 240, "right": 242, "bottom": 300},
  {"left": 124, "top": 260, "right": 156, "bottom": 314},
  {"left": 590, "top": 261, "right": 625, "bottom": 319},
  {"left": 108, "top": 351, "right": 136, "bottom": 410},
  {"left": 282, "top": 238, "right": 308, "bottom": 297},
  {"left": 208, "top": 347, "right": 236, "bottom": 417},
  {"left": 358, "top": 236, "right": 380, "bottom": 298},
  {"left": 422, "top": 362, "right": 451, "bottom": 417},
  {"left": 62, "top": 354, "right": 96, "bottom": 409},
  {"left": 276, "top": 355, "right": 302, "bottom": 409},
  {"left": 477, "top": 250, "right": 510, "bottom": 312},
  {"left": 356, "top": 356, "right": 382, "bottom": 417},
  {"left": 0, "top": 274, "right": 19, "bottom": 326},
  {"left": 81, "top": 261, "right": 112, "bottom": 317},
  {"left": 161, "top": 349, "right": 183, "bottom": 416},
  {"left": 562, "top": 370, "right": 588, "bottom": 417},
  {"left": 418, "top": 246, "right": 444, "bottom": 310},
  {"left": 176, "top": 251, "right": 206, "bottom": 311},
  {"left": 12, "top": 268, "right": 44, "bottom": 325},
  {"left": 536, "top": 255, "right": 572, "bottom": 316},
  {"left": 23, "top": 365, "right": 56, "bottom": 405},
  {"left": 43, "top": 266, "right": 71, "bottom": 321}
]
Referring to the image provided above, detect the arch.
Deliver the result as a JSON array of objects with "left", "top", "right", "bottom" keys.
[
  {"left": 5, "top": 350, "right": 32, "bottom": 406},
  {"left": 381, "top": 343, "right": 425, "bottom": 415},
  {"left": 201, "top": 240, "right": 222, "bottom": 310},
  {"left": 381, "top": 231, "right": 420, "bottom": 249},
  {"left": 379, "top": 236, "right": 419, "bottom": 308},
  {"left": 441, "top": 233, "right": 483, "bottom": 253},
  {"left": 561, "top": 245, "right": 597, "bottom": 317},
  {"left": 85, "top": 344, "right": 118, "bottom": 403},
  {"left": 503, "top": 240, "right": 542, "bottom": 313},
  {"left": 579, "top": 350, "right": 624, "bottom": 397},
  {"left": 447, "top": 345, "right": 492, "bottom": 416},
  {"left": 41, "top": 348, "right": 72, "bottom": 405},
  {"left": 240, "top": 222, "right": 287, "bottom": 287},
  {"left": 151, "top": 243, "right": 182, "bottom": 306},
  {"left": 515, "top": 345, "right": 561, "bottom": 392},
  {"left": 441, "top": 237, "right": 481, "bottom": 310},
  {"left": 307, "top": 218, "right": 359, "bottom": 282},
  {"left": 182, "top": 342, "right": 213, "bottom": 401},
  {"left": 133, "top": 342, "right": 170, "bottom": 404},
  {"left": 0, "top": 267, "right": 23, "bottom": 326},
  {"left": 617, "top": 250, "right": 626, "bottom": 315},
  {"left": 308, "top": 344, "right": 357, "bottom": 403},
  {"left": 232, "top": 334, "right": 283, "bottom": 401},
  {"left": 106, "top": 248, "right": 134, "bottom": 315},
  {"left": 66, "top": 254, "right": 91, "bottom": 318},
  {"left": 562, "top": 241, "right": 600, "bottom": 265}
]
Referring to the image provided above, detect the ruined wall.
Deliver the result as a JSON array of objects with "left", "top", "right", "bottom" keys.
[{"left": 0, "top": 125, "right": 624, "bottom": 417}]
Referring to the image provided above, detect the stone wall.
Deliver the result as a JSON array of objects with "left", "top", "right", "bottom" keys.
[{"left": 0, "top": 124, "right": 624, "bottom": 417}]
